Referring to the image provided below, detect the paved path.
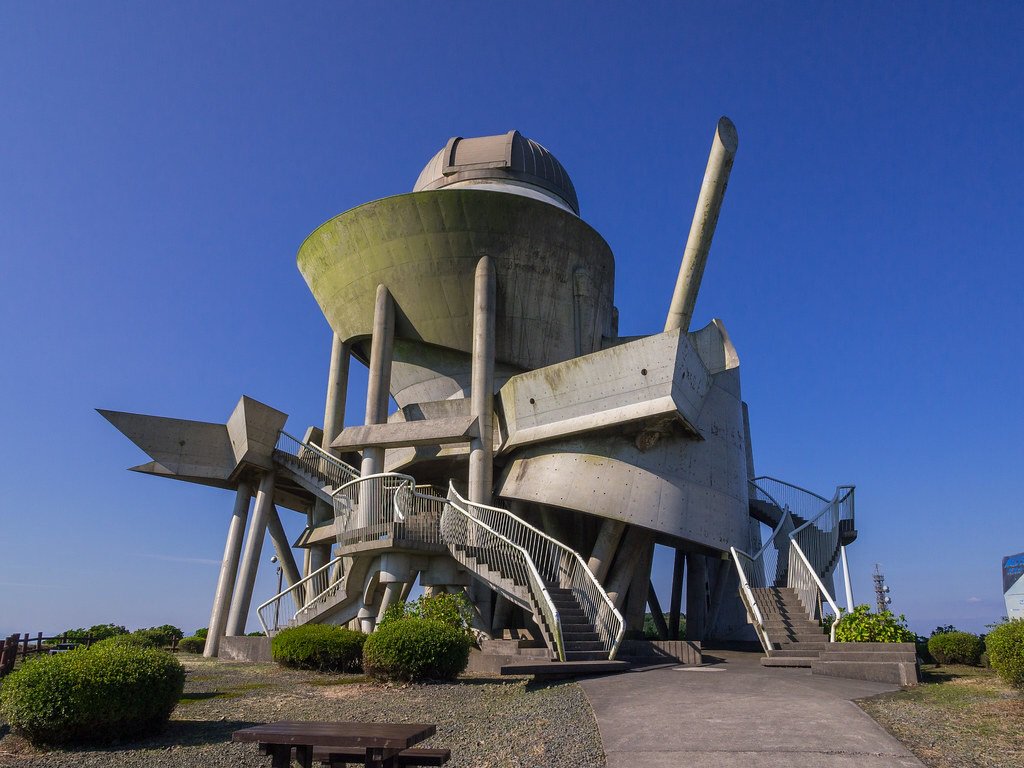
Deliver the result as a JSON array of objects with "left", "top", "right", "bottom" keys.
[{"left": 580, "top": 650, "right": 924, "bottom": 768}]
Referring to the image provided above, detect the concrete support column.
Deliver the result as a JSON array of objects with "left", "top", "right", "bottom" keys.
[
  {"left": 587, "top": 519, "right": 625, "bottom": 583},
  {"left": 468, "top": 256, "right": 496, "bottom": 504},
  {"left": 226, "top": 471, "right": 276, "bottom": 636},
  {"left": 669, "top": 548, "right": 685, "bottom": 640},
  {"left": 323, "top": 332, "right": 351, "bottom": 457},
  {"left": 266, "top": 505, "right": 301, "bottom": 590},
  {"left": 625, "top": 541, "right": 655, "bottom": 634},
  {"left": 647, "top": 581, "right": 670, "bottom": 640},
  {"left": 685, "top": 552, "right": 708, "bottom": 642},
  {"left": 204, "top": 481, "right": 251, "bottom": 657},
  {"left": 361, "top": 285, "right": 394, "bottom": 478},
  {"left": 605, "top": 526, "right": 651, "bottom": 609},
  {"left": 375, "top": 581, "right": 404, "bottom": 625},
  {"left": 308, "top": 499, "right": 333, "bottom": 580},
  {"left": 840, "top": 545, "right": 854, "bottom": 611}
]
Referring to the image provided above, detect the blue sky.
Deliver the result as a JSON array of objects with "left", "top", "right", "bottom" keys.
[{"left": 2, "top": 3, "right": 1021, "bottom": 637}]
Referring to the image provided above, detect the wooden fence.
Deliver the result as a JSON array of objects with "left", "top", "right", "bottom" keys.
[{"left": 0, "top": 632, "right": 96, "bottom": 676}]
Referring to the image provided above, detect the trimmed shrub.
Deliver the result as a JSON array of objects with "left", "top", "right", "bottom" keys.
[
  {"left": 833, "top": 604, "right": 915, "bottom": 643},
  {"left": 379, "top": 592, "right": 474, "bottom": 635},
  {"left": 363, "top": 618, "right": 471, "bottom": 682},
  {"left": 985, "top": 620, "right": 1024, "bottom": 688},
  {"left": 928, "top": 631, "right": 983, "bottom": 665},
  {"left": 92, "top": 631, "right": 163, "bottom": 650},
  {"left": 177, "top": 635, "right": 206, "bottom": 654},
  {"left": 146, "top": 625, "right": 184, "bottom": 644},
  {"left": 193, "top": 627, "right": 209, "bottom": 639},
  {"left": 58, "top": 624, "right": 127, "bottom": 645},
  {"left": 271, "top": 625, "right": 366, "bottom": 672},
  {"left": 0, "top": 645, "right": 184, "bottom": 745}
]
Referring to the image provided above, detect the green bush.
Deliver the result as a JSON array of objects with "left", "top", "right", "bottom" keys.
[
  {"left": 363, "top": 618, "right": 471, "bottom": 682},
  {"left": 833, "top": 605, "right": 915, "bottom": 643},
  {"left": 177, "top": 635, "right": 206, "bottom": 654},
  {"left": 92, "top": 630, "right": 164, "bottom": 650},
  {"left": 915, "top": 635, "right": 934, "bottom": 664},
  {"left": 379, "top": 592, "right": 474, "bottom": 635},
  {"left": 271, "top": 625, "right": 366, "bottom": 672},
  {"left": 58, "top": 624, "right": 127, "bottom": 644},
  {"left": 146, "top": 625, "right": 184, "bottom": 644},
  {"left": 642, "top": 612, "right": 686, "bottom": 640},
  {"left": 193, "top": 627, "right": 209, "bottom": 639},
  {"left": 985, "top": 620, "right": 1024, "bottom": 688},
  {"left": 0, "top": 645, "right": 184, "bottom": 745},
  {"left": 927, "top": 630, "right": 983, "bottom": 665}
]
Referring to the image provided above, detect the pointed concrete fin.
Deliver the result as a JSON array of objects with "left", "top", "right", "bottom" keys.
[{"left": 98, "top": 409, "right": 236, "bottom": 481}]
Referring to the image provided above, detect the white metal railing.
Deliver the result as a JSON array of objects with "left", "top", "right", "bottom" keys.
[
  {"left": 331, "top": 473, "right": 444, "bottom": 547},
  {"left": 440, "top": 492, "right": 566, "bottom": 661},
  {"left": 448, "top": 484, "right": 625, "bottom": 660},
  {"left": 275, "top": 431, "right": 359, "bottom": 489},
  {"left": 257, "top": 556, "right": 345, "bottom": 635},
  {"left": 789, "top": 541, "right": 840, "bottom": 642},
  {"left": 730, "top": 547, "right": 773, "bottom": 652}
]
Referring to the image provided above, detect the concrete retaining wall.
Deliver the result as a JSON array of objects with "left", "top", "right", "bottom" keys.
[
  {"left": 218, "top": 636, "right": 272, "bottom": 663},
  {"left": 619, "top": 639, "right": 703, "bottom": 665}
]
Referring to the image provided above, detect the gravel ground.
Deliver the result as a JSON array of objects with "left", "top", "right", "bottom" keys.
[
  {"left": 857, "top": 664, "right": 1024, "bottom": 768},
  {"left": 0, "top": 657, "right": 605, "bottom": 768}
]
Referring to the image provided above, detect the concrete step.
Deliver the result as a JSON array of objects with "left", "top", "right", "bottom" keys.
[
  {"left": 775, "top": 641, "right": 831, "bottom": 651},
  {"left": 562, "top": 631, "right": 600, "bottom": 642},
  {"left": 819, "top": 651, "right": 917, "bottom": 663},
  {"left": 761, "top": 656, "right": 816, "bottom": 668},
  {"left": 768, "top": 648, "right": 823, "bottom": 658},
  {"left": 565, "top": 640, "right": 605, "bottom": 651},
  {"left": 565, "top": 650, "right": 609, "bottom": 661},
  {"left": 773, "top": 634, "right": 830, "bottom": 644},
  {"left": 812, "top": 660, "right": 918, "bottom": 686},
  {"left": 561, "top": 623, "right": 595, "bottom": 633}
]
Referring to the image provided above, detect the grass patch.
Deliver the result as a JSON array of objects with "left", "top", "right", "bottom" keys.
[
  {"left": 307, "top": 675, "right": 368, "bottom": 686},
  {"left": 859, "top": 664, "right": 1024, "bottom": 767}
]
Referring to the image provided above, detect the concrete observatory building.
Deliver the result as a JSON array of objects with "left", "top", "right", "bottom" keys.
[{"left": 104, "top": 120, "right": 857, "bottom": 664}]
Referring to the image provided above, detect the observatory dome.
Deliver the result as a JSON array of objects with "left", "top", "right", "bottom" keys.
[{"left": 413, "top": 130, "right": 580, "bottom": 215}]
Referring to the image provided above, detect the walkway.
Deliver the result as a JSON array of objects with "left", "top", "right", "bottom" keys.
[{"left": 580, "top": 650, "right": 924, "bottom": 768}]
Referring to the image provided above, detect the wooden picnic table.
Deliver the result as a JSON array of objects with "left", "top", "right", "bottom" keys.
[{"left": 232, "top": 721, "right": 436, "bottom": 768}]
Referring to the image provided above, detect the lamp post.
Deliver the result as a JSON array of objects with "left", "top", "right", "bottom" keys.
[{"left": 271, "top": 555, "right": 283, "bottom": 631}]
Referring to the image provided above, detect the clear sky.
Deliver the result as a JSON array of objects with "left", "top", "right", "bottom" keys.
[{"left": 2, "top": 2, "right": 1021, "bottom": 638}]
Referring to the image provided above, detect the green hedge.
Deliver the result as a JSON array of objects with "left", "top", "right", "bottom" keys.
[
  {"left": 177, "top": 635, "right": 206, "bottom": 654},
  {"left": 985, "top": 620, "right": 1024, "bottom": 688},
  {"left": 833, "top": 605, "right": 915, "bottom": 643},
  {"left": 0, "top": 645, "right": 184, "bottom": 745},
  {"left": 927, "top": 631, "right": 983, "bottom": 665},
  {"left": 362, "top": 618, "right": 471, "bottom": 682},
  {"left": 271, "top": 625, "right": 366, "bottom": 672},
  {"left": 92, "top": 630, "right": 163, "bottom": 650}
]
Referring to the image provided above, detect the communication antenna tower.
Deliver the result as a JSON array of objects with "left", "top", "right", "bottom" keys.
[{"left": 873, "top": 563, "right": 892, "bottom": 613}]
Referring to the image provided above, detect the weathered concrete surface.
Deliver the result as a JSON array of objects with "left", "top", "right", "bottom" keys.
[
  {"left": 218, "top": 635, "right": 271, "bottom": 663},
  {"left": 580, "top": 650, "right": 923, "bottom": 767}
]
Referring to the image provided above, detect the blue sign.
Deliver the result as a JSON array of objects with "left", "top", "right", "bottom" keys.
[{"left": 1003, "top": 552, "right": 1024, "bottom": 620}]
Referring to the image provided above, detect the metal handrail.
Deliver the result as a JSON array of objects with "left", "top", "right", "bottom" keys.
[
  {"left": 275, "top": 430, "right": 359, "bottom": 488},
  {"left": 440, "top": 493, "right": 566, "bottom": 661},
  {"left": 730, "top": 547, "right": 773, "bottom": 653},
  {"left": 789, "top": 540, "right": 840, "bottom": 642},
  {"left": 256, "top": 556, "right": 344, "bottom": 635},
  {"left": 448, "top": 483, "right": 625, "bottom": 660}
]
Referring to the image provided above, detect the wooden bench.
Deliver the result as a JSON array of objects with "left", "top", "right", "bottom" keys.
[{"left": 313, "top": 746, "right": 450, "bottom": 766}]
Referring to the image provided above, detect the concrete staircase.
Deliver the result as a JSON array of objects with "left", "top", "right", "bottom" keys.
[
  {"left": 755, "top": 586, "right": 829, "bottom": 668},
  {"left": 547, "top": 587, "right": 608, "bottom": 661}
]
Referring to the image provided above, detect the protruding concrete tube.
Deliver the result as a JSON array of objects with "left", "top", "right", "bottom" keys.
[
  {"left": 266, "top": 505, "right": 301, "bottom": 590},
  {"left": 323, "top": 333, "right": 351, "bottom": 457},
  {"left": 664, "top": 117, "right": 739, "bottom": 333},
  {"left": 204, "top": 481, "right": 251, "bottom": 657},
  {"left": 468, "top": 256, "right": 496, "bottom": 504},
  {"left": 226, "top": 471, "right": 276, "bottom": 635},
  {"left": 361, "top": 286, "right": 395, "bottom": 478}
]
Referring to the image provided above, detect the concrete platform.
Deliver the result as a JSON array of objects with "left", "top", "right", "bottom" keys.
[
  {"left": 499, "top": 659, "right": 630, "bottom": 678},
  {"left": 580, "top": 649, "right": 924, "bottom": 767}
]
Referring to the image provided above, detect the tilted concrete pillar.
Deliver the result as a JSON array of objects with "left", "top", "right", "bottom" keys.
[
  {"left": 605, "top": 526, "right": 652, "bottom": 609},
  {"left": 468, "top": 256, "right": 496, "bottom": 504},
  {"left": 669, "top": 548, "right": 685, "bottom": 640},
  {"left": 204, "top": 481, "right": 251, "bottom": 657},
  {"left": 226, "top": 471, "right": 276, "bottom": 635},
  {"left": 587, "top": 519, "right": 625, "bottom": 583},
  {"left": 664, "top": 117, "right": 738, "bottom": 333},
  {"left": 323, "top": 332, "right": 351, "bottom": 457},
  {"left": 646, "top": 580, "right": 670, "bottom": 640},
  {"left": 266, "top": 504, "right": 301, "bottom": 590},
  {"left": 361, "top": 285, "right": 394, "bottom": 478},
  {"left": 685, "top": 552, "right": 708, "bottom": 642},
  {"left": 624, "top": 540, "right": 655, "bottom": 633}
]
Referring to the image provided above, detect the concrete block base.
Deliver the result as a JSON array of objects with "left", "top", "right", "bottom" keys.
[
  {"left": 618, "top": 639, "right": 703, "bottom": 666},
  {"left": 218, "top": 635, "right": 272, "bottom": 663},
  {"left": 812, "top": 660, "right": 919, "bottom": 686}
]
